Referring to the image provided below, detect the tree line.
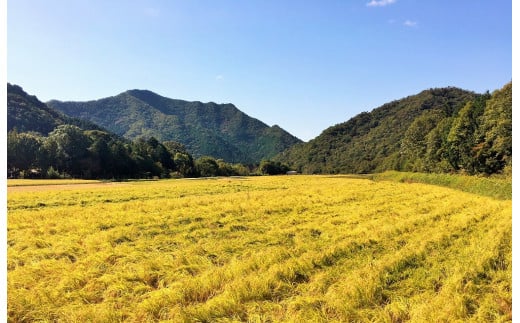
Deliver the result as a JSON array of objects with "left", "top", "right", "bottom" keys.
[
  {"left": 277, "top": 82, "right": 511, "bottom": 176},
  {"left": 7, "top": 124, "right": 293, "bottom": 179},
  {"left": 11, "top": 81, "right": 508, "bottom": 179},
  {"left": 399, "top": 82, "right": 511, "bottom": 175}
]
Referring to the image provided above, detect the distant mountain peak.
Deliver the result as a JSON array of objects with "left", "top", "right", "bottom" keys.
[{"left": 47, "top": 89, "right": 302, "bottom": 163}]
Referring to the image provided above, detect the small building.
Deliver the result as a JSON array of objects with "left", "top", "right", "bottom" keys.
[{"left": 286, "top": 171, "right": 298, "bottom": 175}]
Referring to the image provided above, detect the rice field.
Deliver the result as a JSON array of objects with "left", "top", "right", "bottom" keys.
[{"left": 7, "top": 175, "right": 512, "bottom": 322}]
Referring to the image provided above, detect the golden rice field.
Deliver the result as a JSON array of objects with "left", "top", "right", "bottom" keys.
[{"left": 7, "top": 175, "right": 511, "bottom": 322}]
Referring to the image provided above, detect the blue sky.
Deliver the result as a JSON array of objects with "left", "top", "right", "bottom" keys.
[{"left": 7, "top": 0, "right": 512, "bottom": 141}]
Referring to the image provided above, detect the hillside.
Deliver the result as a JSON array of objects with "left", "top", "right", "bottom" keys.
[
  {"left": 47, "top": 90, "right": 302, "bottom": 164},
  {"left": 7, "top": 83, "right": 104, "bottom": 134},
  {"left": 7, "top": 84, "right": 202, "bottom": 179},
  {"left": 276, "top": 83, "right": 511, "bottom": 175}
]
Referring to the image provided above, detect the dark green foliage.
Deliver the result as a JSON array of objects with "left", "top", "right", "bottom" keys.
[
  {"left": 7, "top": 83, "right": 64, "bottom": 134},
  {"left": 446, "top": 102, "right": 479, "bottom": 172},
  {"left": 277, "top": 87, "right": 478, "bottom": 174},
  {"left": 7, "top": 127, "right": 198, "bottom": 179},
  {"left": 444, "top": 93, "right": 490, "bottom": 174},
  {"left": 193, "top": 156, "right": 250, "bottom": 177},
  {"left": 7, "top": 83, "right": 105, "bottom": 135},
  {"left": 8, "top": 82, "right": 512, "bottom": 178},
  {"left": 7, "top": 129, "right": 44, "bottom": 177},
  {"left": 195, "top": 156, "right": 220, "bottom": 177},
  {"left": 47, "top": 89, "right": 302, "bottom": 163},
  {"left": 277, "top": 84, "right": 511, "bottom": 176},
  {"left": 423, "top": 118, "right": 454, "bottom": 172},
  {"left": 474, "top": 83, "right": 512, "bottom": 174},
  {"left": 258, "top": 160, "right": 290, "bottom": 175},
  {"left": 6, "top": 84, "right": 200, "bottom": 179},
  {"left": 46, "top": 125, "right": 92, "bottom": 176},
  {"left": 400, "top": 110, "right": 446, "bottom": 172}
]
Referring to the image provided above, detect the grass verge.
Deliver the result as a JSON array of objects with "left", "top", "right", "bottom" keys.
[{"left": 370, "top": 171, "right": 511, "bottom": 200}]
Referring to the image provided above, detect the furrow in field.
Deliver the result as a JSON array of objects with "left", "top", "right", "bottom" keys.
[
  {"left": 136, "top": 184, "right": 508, "bottom": 321},
  {"left": 313, "top": 202, "right": 510, "bottom": 322}
]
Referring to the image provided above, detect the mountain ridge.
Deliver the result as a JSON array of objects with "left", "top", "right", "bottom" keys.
[
  {"left": 47, "top": 90, "right": 302, "bottom": 163},
  {"left": 8, "top": 81, "right": 511, "bottom": 176},
  {"left": 7, "top": 83, "right": 108, "bottom": 135},
  {"left": 275, "top": 83, "right": 511, "bottom": 175}
]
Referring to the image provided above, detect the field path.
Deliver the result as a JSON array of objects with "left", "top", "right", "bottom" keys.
[{"left": 7, "top": 182, "right": 129, "bottom": 193}]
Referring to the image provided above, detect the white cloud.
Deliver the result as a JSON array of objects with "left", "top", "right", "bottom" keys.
[
  {"left": 403, "top": 20, "right": 418, "bottom": 27},
  {"left": 366, "top": 0, "right": 396, "bottom": 7},
  {"left": 215, "top": 75, "right": 224, "bottom": 81}
]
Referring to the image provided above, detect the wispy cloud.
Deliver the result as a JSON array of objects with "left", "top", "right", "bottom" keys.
[
  {"left": 403, "top": 20, "right": 418, "bottom": 27},
  {"left": 366, "top": 0, "right": 396, "bottom": 7},
  {"left": 215, "top": 75, "right": 224, "bottom": 81}
]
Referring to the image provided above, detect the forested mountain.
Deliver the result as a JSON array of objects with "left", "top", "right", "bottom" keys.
[
  {"left": 7, "top": 84, "right": 203, "bottom": 179},
  {"left": 7, "top": 82, "right": 511, "bottom": 178},
  {"left": 7, "top": 83, "right": 104, "bottom": 134},
  {"left": 276, "top": 83, "right": 512, "bottom": 175},
  {"left": 47, "top": 90, "right": 302, "bottom": 164}
]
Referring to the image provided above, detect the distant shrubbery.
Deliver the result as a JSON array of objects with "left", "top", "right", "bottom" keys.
[
  {"left": 258, "top": 160, "right": 290, "bottom": 175},
  {"left": 194, "top": 156, "right": 252, "bottom": 177}
]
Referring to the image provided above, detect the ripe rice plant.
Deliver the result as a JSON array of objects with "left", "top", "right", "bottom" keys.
[{"left": 7, "top": 175, "right": 511, "bottom": 322}]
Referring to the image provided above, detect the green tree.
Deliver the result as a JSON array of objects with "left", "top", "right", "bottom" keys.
[
  {"left": 232, "top": 163, "right": 251, "bottom": 176},
  {"left": 109, "top": 142, "right": 136, "bottom": 178},
  {"left": 216, "top": 159, "right": 237, "bottom": 176},
  {"left": 400, "top": 110, "right": 445, "bottom": 172},
  {"left": 85, "top": 130, "right": 113, "bottom": 178},
  {"left": 423, "top": 118, "right": 454, "bottom": 172},
  {"left": 7, "top": 129, "right": 43, "bottom": 177},
  {"left": 259, "top": 160, "right": 289, "bottom": 175},
  {"left": 131, "top": 138, "right": 162, "bottom": 178},
  {"left": 163, "top": 141, "right": 189, "bottom": 155},
  {"left": 195, "top": 156, "right": 219, "bottom": 177},
  {"left": 154, "top": 144, "right": 175, "bottom": 172},
  {"left": 446, "top": 98, "right": 486, "bottom": 173},
  {"left": 475, "top": 82, "right": 512, "bottom": 174},
  {"left": 46, "top": 125, "right": 92, "bottom": 177},
  {"left": 173, "top": 152, "right": 195, "bottom": 177}
]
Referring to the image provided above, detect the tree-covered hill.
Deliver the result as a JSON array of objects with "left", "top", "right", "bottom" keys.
[
  {"left": 7, "top": 84, "right": 200, "bottom": 179},
  {"left": 8, "top": 82, "right": 511, "bottom": 178},
  {"left": 276, "top": 83, "right": 511, "bottom": 175},
  {"left": 47, "top": 90, "right": 302, "bottom": 164},
  {"left": 7, "top": 83, "right": 104, "bottom": 134}
]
